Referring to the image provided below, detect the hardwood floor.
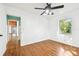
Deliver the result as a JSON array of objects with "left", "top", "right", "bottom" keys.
[
  {"left": 3, "top": 39, "right": 20, "bottom": 56},
  {"left": 3, "top": 39, "right": 79, "bottom": 56}
]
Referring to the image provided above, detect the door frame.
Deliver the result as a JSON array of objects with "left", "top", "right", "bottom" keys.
[{"left": 6, "top": 15, "right": 21, "bottom": 48}]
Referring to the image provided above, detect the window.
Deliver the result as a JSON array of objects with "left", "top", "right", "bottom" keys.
[{"left": 59, "top": 18, "right": 72, "bottom": 34}]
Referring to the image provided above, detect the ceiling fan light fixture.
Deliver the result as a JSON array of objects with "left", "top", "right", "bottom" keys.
[
  {"left": 45, "top": 9, "right": 50, "bottom": 14},
  {"left": 48, "top": 11, "right": 53, "bottom": 15},
  {"left": 43, "top": 9, "right": 53, "bottom": 15}
]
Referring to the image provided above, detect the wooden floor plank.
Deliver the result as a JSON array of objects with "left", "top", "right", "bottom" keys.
[{"left": 3, "top": 39, "right": 79, "bottom": 56}]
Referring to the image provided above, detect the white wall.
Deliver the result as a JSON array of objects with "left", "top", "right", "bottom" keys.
[
  {"left": 68, "top": 9, "right": 79, "bottom": 47},
  {"left": 5, "top": 5, "right": 50, "bottom": 46},
  {"left": 4, "top": 4, "right": 79, "bottom": 47},
  {"left": 59, "top": 8, "right": 79, "bottom": 47},
  {"left": 0, "top": 4, "right": 7, "bottom": 55},
  {"left": 48, "top": 8, "right": 79, "bottom": 47}
]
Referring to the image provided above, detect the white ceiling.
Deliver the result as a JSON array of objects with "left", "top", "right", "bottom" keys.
[{"left": 3, "top": 3, "right": 79, "bottom": 15}]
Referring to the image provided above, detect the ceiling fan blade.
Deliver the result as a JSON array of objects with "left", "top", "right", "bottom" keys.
[
  {"left": 46, "top": 3, "right": 49, "bottom": 5},
  {"left": 35, "top": 8, "right": 45, "bottom": 10},
  {"left": 40, "top": 11, "right": 46, "bottom": 15},
  {"left": 51, "top": 5, "right": 64, "bottom": 9},
  {"left": 46, "top": 3, "right": 51, "bottom": 6}
]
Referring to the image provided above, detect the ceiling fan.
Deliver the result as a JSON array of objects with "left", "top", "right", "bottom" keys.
[{"left": 35, "top": 3, "right": 64, "bottom": 15}]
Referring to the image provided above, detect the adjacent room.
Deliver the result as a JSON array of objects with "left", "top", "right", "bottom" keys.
[{"left": 0, "top": 3, "right": 79, "bottom": 56}]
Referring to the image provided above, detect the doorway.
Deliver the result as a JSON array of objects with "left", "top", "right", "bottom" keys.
[{"left": 6, "top": 15, "right": 21, "bottom": 55}]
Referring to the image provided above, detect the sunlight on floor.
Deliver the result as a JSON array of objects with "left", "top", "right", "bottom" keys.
[{"left": 58, "top": 47, "right": 73, "bottom": 56}]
